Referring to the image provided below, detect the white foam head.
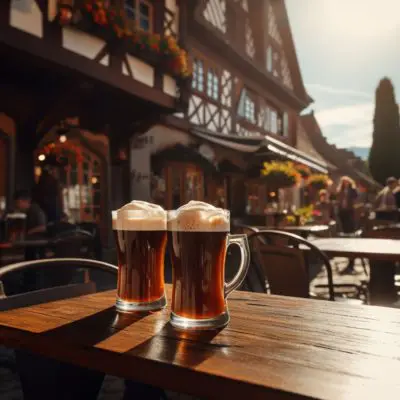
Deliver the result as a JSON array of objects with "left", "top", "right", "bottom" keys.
[
  {"left": 113, "top": 201, "right": 166, "bottom": 231},
  {"left": 6, "top": 213, "right": 26, "bottom": 220},
  {"left": 168, "top": 201, "right": 229, "bottom": 232}
]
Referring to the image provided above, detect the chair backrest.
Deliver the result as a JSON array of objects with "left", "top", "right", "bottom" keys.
[
  {"left": 0, "top": 258, "right": 118, "bottom": 309},
  {"left": 52, "top": 229, "right": 94, "bottom": 258},
  {"left": 248, "top": 230, "right": 335, "bottom": 301}
]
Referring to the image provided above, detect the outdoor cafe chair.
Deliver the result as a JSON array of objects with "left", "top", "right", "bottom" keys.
[
  {"left": 247, "top": 230, "right": 364, "bottom": 304},
  {"left": 0, "top": 257, "right": 118, "bottom": 400}
]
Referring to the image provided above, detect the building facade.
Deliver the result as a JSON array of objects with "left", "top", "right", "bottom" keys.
[
  {"left": 0, "top": 0, "right": 191, "bottom": 245},
  {"left": 132, "top": 0, "right": 328, "bottom": 224}
]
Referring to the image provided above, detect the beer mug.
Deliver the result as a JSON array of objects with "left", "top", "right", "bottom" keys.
[
  {"left": 168, "top": 201, "right": 250, "bottom": 330},
  {"left": 112, "top": 201, "right": 167, "bottom": 312},
  {"left": 5, "top": 213, "right": 26, "bottom": 242}
]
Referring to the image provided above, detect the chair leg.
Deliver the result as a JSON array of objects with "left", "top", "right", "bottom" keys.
[{"left": 361, "top": 258, "right": 369, "bottom": 277}]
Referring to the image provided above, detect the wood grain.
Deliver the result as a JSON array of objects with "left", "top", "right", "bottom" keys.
[{"left": 1, "top": 286, "right": 400, "bottom": 399}]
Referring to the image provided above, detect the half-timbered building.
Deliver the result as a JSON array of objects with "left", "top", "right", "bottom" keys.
[
  {"left": 134, "top": 0, "right": 328, "bottom": 222},
  {"left": 0, "top": 0, "right": 190, "bottom": 245}
]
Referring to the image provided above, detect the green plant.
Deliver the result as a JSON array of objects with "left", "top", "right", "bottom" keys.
[
  {"left": 307, "top": 174, "right": 331, "bottom": 190},
  {"left": 295, "top": 164, "right": 311, "bottom": 179},
  {"left": 260, "top": 161, "right": 301, "bottom": 189},
  {"left": 294, "top": 205, "right": 314, "bottom": 225}
]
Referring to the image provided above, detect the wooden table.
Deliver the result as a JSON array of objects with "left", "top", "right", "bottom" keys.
[
  {"left": 282, "top": 225, "right": 330, "bottom": 238},
  {"left": 307, "top": 238, "right": 400, "bottom": 261},
  {"left": 306, "top": 238, "right": 400, "bottom": 305},
  {"left": 2, "top": 286, "right": 400, "bottom": 399}
]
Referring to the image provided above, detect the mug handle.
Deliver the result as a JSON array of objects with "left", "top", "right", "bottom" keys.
[{"left": 224, "top": 234, "right": 251, "bottom": 297}]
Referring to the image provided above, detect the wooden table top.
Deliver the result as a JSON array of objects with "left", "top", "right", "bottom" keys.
[
  {"left": 0, "top": 239, "right": 50, "bottom": 249},
  {"left": 1, "top": 286, "right": 400, "bottom": 399},
  {"left": 308, "top": 237, "right": 400, "bottom": 260}
]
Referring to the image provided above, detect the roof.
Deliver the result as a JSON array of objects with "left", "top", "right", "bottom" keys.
[
  {"left": 191, "top": 127, "right": 328, "bottom": 173},
  {"left": 300, "top": 112, "right": 381, "bottom": 189}
]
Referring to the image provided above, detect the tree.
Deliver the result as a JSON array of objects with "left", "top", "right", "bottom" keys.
[{"left": 369, "top": 78, "right": 400, "bottom": 185}]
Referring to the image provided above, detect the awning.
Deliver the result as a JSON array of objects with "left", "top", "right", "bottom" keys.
[
  {"left": 191, "top": 128, "right": 264, "bottom": 153},
  {"left": 256, "top": 135, "right": 329, "bottom": 174}
]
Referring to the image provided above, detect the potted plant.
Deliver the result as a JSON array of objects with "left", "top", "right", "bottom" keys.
[
  {"left": 260, "top": 161, "right": 301, "bottom": 190},
  {"left": 307, "top": 174, "right": 332, "bottom": 191},
  {"left": 295, "top": 164, "right": 311, "bottom": 179}
]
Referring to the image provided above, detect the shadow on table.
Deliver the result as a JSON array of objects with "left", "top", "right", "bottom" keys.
[
  {"left": 128, "top": 323, "right": 234, "bottom": 369},
  {"left": 41, "top": 306, "right": 149, "bottom": 345}
]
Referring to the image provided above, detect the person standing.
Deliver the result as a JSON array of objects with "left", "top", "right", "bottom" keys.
[
  {"left": 336, "top": 176, "right": 358, "bottom": 233},
  {"left": 375, "top": 177, "right": 398, "bottom": 221}
]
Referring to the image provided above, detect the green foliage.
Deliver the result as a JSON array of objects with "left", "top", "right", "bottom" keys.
[
  {"left": 369, "top": 78, "right": 400, "bottom": 185},
  {"left": 260, "top": 161, "right": 301, "bottom": 189},
  {"left": 307, "top": 174, "right": 331, "bottom": 190}
]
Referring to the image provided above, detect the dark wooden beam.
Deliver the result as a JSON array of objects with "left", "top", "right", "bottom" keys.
[{"left": 0, "top": 25, "right": 176, "bottom": 111}]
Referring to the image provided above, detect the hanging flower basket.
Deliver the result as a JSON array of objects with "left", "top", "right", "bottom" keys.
[
  {"left": 295, "top": 164, "right": 311, "bottom": 179},
  {"left": 307, "top": 174, "right": 332, "bottom": 191},
  {"left": 260, "top": 161, "right": 301, "bottom": 189},
  {"left": 56, "top": 0, "right": 192, "bottom": 79}
]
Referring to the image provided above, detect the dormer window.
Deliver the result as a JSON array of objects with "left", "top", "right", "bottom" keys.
[{"left": 124, "top": 0, "right": 153, "bottom": 32}]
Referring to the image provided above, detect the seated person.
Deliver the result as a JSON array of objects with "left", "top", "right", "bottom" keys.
[
  {"left": 13, "top": 189, "right": 47, "bottom": 237},
  {"left": 313, "top": 189, "right": 334, "bottom": 225}
]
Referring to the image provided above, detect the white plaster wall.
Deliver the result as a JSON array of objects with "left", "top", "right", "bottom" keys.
[
  {"left": 62, "top": 27, "right": 107, "bottom": 62},
  {"left": 10, "top": 0, "right": 43, "bottom": 38},
  {"left": 163, "top": 75, "right": 177, "bottom": 97},
  {"left": 146, "top": 124, "right": 191, "bottom": 154},
  {"left": 126, "top": 55, "right": 154, "bottom": 87}
]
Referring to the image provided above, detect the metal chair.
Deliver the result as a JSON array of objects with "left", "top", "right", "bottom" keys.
[
  {"left": 0, "top": 258, "right": 118, "bottom": 400},
  {"left": 247, "top": 229, "right": 335, "bottom": 301},
  {"left": 0, "top": 257, "right": 117, "bottom": 304}
]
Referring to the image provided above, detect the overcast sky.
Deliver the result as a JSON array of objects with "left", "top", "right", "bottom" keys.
[{"left": 286, "top": 0, "right": 400, "bottom": 148}]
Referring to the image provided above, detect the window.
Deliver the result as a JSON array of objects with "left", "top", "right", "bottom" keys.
[
  {"left": 270, "top": 110, "right": 278, "bottom": 134},
  {"left": 35, "top": 143, "right": 103, "bottom": 224},
  {"left": 266, "top": 46, "right": 273, "bottom": 72},
  {"left": 263, "top": 107, "right": 270, "bottom": 131},
  {"left": 192, "top": 59, "right": 204, "bottom": 92},
  {"left": 207, "top": 69, "right": 219, "bottom": 101},
  {"left": 282, "top": 112, "right": 289, "bottom": 137},
  {"left": 238, "top": 89, "right": 255, "bottom": 123},
  {"left": 124, "top": 0, "right": 153, "bottom": 32}
]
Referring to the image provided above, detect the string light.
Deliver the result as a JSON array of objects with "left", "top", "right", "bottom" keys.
[
  {"left": 38, "top": 154, "right": 46, "bottom": 161},
  {"left": 59, "top": 135, "right": 67, "bottom": 143}
]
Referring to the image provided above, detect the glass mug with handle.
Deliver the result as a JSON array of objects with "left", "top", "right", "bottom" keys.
[
  {"left": 112, "top": 201, "right": 167, "bottom": 312},
  {"left": 167, "top": 201, "right": 250, "bottom": 330}
]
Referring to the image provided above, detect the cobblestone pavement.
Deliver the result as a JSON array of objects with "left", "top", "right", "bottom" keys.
[{"left": 0, "top": 258, "right": 370, "bottom": 399}]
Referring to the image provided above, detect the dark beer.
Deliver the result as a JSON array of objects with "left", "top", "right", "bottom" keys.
[
  {"left": 112, "top": 203, "right": 167, "bottom": 311},
  {"left": 115, "top": 229, "right": 167, "bottom": 303},
  {"left": 168, "top": 230, "right": 228, "bottom": 319},
  {"left": 5, "top": 213, "right": 26, "bottom": 242}
]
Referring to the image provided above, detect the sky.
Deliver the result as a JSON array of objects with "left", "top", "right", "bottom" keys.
[{"left": 286, "top": 0, "right": 400, "bottom": 148}]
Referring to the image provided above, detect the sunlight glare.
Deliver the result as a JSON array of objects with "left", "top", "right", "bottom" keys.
[{"left": 322, "top": 0, "right": 399, "bottom": 38}]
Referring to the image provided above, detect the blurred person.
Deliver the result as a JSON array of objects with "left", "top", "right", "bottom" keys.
[
  {"left": 313, "top": 189, "right": 334, "bottom": 225},
  {"left": 13, "top": 189, "right": 46, "bottom": 236},
  {"left": 336, "top": 176, "right": 358, "bottom": 233},
  {"left": 375, "top": 177, "right": 398, "bottom": 221},
  {"left": 32, "top": 159, "right": 64, "bottom": 224},
  {"left": 336, "top": 177, "right": 358, "bottom": 275}
]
